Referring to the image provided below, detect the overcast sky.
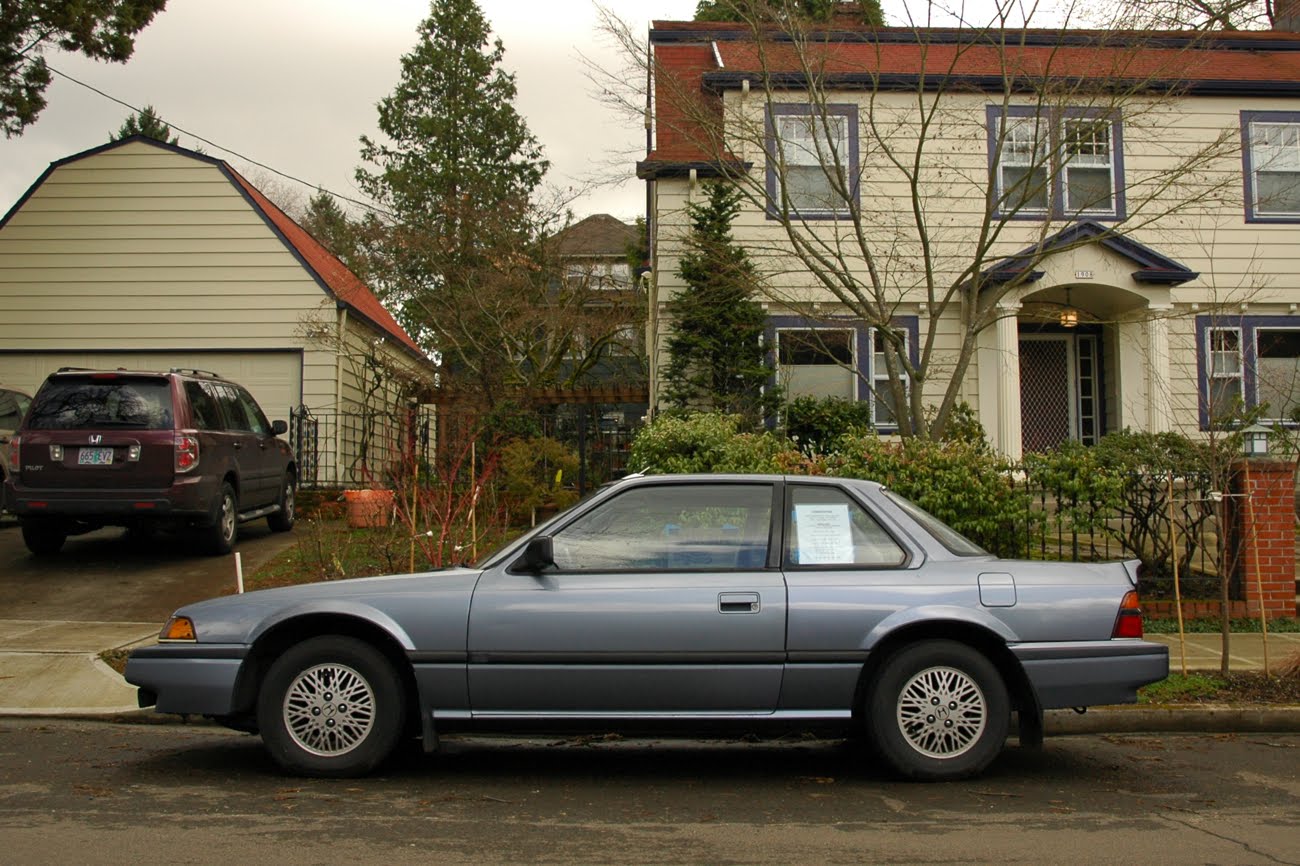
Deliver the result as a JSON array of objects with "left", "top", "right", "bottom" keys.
[{"left": 0, "top": 0, "right": 708, "bottom": 224}]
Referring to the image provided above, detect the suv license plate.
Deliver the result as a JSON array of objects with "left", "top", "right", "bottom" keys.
[{"left": 77, "top": 447, "right": 114, "bottom": 466}]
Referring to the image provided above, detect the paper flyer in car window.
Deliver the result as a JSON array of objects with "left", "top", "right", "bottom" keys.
[{"left": 794, "top": 503, "right": 852, "bottom": 564}]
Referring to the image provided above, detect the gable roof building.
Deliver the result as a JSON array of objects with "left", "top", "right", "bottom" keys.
[{"left": 640, "top": 12, "right": 1300, "bottom": 455}]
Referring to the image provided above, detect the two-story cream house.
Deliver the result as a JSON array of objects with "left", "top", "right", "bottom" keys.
[{"left": 638, "top": 11, "right": 1300, "bottom": 456}]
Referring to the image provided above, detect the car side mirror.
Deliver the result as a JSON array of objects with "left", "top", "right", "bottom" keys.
[
  {"left": 516, "top": 536, "right": 555, "bottom": 573},
  {"left": 271, "top": 419, "right": 288, "bottom": 436}
]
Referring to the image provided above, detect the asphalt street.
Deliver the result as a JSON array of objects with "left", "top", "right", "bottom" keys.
[{"left": 0, "top": 720, "right": 1296, "bottom": 865}]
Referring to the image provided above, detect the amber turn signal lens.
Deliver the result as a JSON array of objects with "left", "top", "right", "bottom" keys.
[
  {"left": 1112, "top": 591, "right": 1144, "bottom": 639},
  {"left": 159, "top": 616, "right": 197, "bottom": 641}
]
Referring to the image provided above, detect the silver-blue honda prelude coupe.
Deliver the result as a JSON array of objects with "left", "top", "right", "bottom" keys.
[{"left": 126, "top": 473, "right": 1168, "bottom": 781}]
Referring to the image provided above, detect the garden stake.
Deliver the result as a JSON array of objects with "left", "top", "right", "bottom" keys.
[
  {"left": 1168, "top": 472, "right": 1187, "bottom": 676},
  {"left": 235, "top": 551, "right": 244, "bottom": 595},
  {"left": 1242, "top": 462, "right": 1272, "bottom": 677}
]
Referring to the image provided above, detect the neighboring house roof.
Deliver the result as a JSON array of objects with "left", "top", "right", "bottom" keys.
[
  {"left": 553, "top": 214, "right": 637, "bottom": 258},
  {"left": 642, "top": 22, "right": 1300, "bottom": 172},
  {"left": 0, "top": 136, "right": 428, "bottom": 364}
]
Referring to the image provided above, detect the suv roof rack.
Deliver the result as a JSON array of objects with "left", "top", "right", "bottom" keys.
[{"left": 169, "top": 368, "right": 226, "bottom": 380}]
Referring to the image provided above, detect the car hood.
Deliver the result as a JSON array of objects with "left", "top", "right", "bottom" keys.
[{"left": 172, "top": 567, "right": 483, "bottom": 644}]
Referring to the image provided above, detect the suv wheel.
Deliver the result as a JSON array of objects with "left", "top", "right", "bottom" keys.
[
  {"left": 267, "top": 472, "right": 296, "bottom": 533},
  {"left": 204, "top": 482, "right": 238, "bottom": 556},
  {"left": 22, "top": 519, "right": 68, "bottom": 556}
]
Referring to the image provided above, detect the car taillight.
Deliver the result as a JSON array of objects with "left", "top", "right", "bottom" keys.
[
  {"left": 6, "top": 435, "right": 17, "bottom": 473},
  {"left": 175, "top": 434, "right": 199, "bottom": 473},
  {"left": 1112, "top": 590, "right": 1144, "bottom": 638}
]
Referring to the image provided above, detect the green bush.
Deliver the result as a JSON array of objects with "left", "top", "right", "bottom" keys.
[
  {"left": 630, "top": 413, "right": 795, "bottom": 474},
  {"left": 826, "top": 433, "right": 1028, "bottom": 555},
  {"left": 783, "top": 396, "right": 875, "bottom": 452}
]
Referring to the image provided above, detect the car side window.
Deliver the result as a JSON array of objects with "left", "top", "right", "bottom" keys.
[
  {"left": 185, "top": 381, "right": 223, "bottom": 431},
  {"left": 785, "top": 485, "right": 906, "bottom": 568},
  {"left": 550, "top": 484, "right": 772, "bottom": 572},
  {"left": 212, "top": 384, "right": 252, "bottom": 432},
  {"left": 236, "top": 388, "right": 270, "bottom": 435}
]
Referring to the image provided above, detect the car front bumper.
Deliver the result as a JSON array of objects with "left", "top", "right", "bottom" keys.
[
  {"left": 1013, "top": 639, "right": 1170, "bottom": 709},
  {"left": 126, "top": 644, "right": 249, "bottom": 716}
]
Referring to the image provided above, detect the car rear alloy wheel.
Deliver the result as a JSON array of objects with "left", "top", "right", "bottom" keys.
[
  {"left": 867, "top": 640, "right": 1009, "bottom": 781},
  {"left": 257, "top": 636, "right": 405, "bottom": 777}
]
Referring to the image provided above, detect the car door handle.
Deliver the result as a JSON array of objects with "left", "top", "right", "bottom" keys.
[
  {"left": 718, "top": 592, "right": 761, "bottom": 614},
  {"left": 233, "top": 442, "right": 242, "bottom": 450}
]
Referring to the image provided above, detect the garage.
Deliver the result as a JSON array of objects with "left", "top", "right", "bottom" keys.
[{"left": 0, "top": 351, "right": 303, "bottom": 423}]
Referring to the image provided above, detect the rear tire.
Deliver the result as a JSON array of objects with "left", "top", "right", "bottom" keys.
[
  {"left": 866, "top": 640, "right": 1009, "bottom": 782},
  {"left": 21, "top": 519, "right": 67, "bottom": 556},
  {"left": 203, "top": 482, "right": 238, "bottom": 556},
  {"left": 267, "top": 472, "right": 295, "bottom": 533},
  {"left": 257, "top": 635, "right": 405, "bottom": 777}
]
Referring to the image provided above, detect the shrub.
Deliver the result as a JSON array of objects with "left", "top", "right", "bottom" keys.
[
  {"left": 630, "top": 413, "right": 795, "bottom": 474},
  {"left": 782, "top": 396, "right": 875, "bottom": 452},
  {"left": 827, "top": 433, "right": 1028, "bottom": 555}
]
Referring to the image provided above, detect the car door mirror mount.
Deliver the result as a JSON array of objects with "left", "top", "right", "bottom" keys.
[{"left": 516, "top": 536, "right": 555, "bottom": 574}]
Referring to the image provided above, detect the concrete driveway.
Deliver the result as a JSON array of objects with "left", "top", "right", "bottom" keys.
[{"left": 0, "top": 517, "right": 299, "bottom": 622}]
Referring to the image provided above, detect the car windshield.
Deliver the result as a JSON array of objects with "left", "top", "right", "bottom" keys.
[
  {"left": 26, "top": 376, "right": 174, "bottom": 430},
  {"left": 883, "top": 491, "right": 988, "bottom": 556}
]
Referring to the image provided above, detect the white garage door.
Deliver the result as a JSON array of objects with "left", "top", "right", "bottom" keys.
[{"left": 0, "top": 351, "right": 303, "bottom": 422}]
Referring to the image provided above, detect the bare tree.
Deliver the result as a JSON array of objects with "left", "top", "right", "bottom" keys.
[{"left": 599, "top": 0, "right": 1244, "bottom": 438}]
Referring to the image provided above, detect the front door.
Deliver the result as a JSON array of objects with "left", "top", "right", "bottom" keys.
[
  {"left": 467, "top": 481, "right": 786, "bottom": 715},
  {"left": 1019, "top": 336, "right": 1075, "bottom": 452}
]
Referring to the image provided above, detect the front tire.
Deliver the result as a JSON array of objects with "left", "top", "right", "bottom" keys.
[
  {"left": 256, "top": 636, "right": 406, "bottom": 777},
  {"left": 21, "top": 518, "right": 67, "bottom": 556},
  {"left": 866, "top": 640, "right": 1009, "bottom": 782}
]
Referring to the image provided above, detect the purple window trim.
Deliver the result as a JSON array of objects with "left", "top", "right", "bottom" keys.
[
  {"left": 1240, "top": 110, "right": 1300, "bottom": 224},
  {"left": 766, "top": 314, "right": 920, "bottom": 431},
  {"left": 985, "top": 104, "right": 1126, "bottom": 222},
  {"left": 765, "top": 103, "right": 860, "bottom": 221},
  {"left": 1193, "top": 314, "right": 1300, "bottom": 428}
]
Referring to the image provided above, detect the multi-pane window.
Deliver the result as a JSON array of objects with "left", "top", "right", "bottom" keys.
[
  {"left": 768, "top": 105, "right": 856, "bottom": 217},
  {"left": 1207, "top": 327, "right": 1243, "bottom": 422},
  {"left": 1244, "top": 116, "right": 1300, "bottom": 219},
  {"left": 778, "top": 328, "right": 856, "bottom": 401},
  {"left": 990, "top": 106, "right": 1122, "bottom": 219}
]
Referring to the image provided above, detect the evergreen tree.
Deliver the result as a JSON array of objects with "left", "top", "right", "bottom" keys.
[
  {"left": 662, "top": 183, "right": 778, "bottom": 424},
  {"left": 355, "top": 0, "right": 548, "bottom": 390},
  {"left": 111, "top": 104, "right": 177, "bottom": 144},
  {"left": 2, "top": 0, "right": 167, "bottom": 137}
]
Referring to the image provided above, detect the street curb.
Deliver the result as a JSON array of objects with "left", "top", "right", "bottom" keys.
[{"left": 1045, "top": 704, "right": 1300, "bottom": 735}]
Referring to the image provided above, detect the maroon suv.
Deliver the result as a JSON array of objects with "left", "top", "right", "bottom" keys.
[{"left": 3, "top": 368, "right": 296, "bottom": 556}]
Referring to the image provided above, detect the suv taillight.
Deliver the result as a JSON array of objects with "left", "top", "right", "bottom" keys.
[
  {"left": 1112, "top": 590, "right": 1144, "bottom": 638},
  {"left": 175, "top": 433, "right": 199, "bottom": 473},
  {"left": 6, "top": 435, "right": 17, "bottom": 474}
]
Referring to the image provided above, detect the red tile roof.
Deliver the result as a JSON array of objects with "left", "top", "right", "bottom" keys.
[
  {"left": 225, "top": 169, "right": 427, "bottom": 360},
  {"left": 647, "top": 22, "right": 1300, "bottom": 166}
]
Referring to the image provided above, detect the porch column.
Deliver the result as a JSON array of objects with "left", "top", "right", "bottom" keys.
[
  {"left": 995, "top": 302, "right": 1023, "bottom": 459},
  {"left": 1147, "top": 303, "right": 1173, "bottom": 433}
]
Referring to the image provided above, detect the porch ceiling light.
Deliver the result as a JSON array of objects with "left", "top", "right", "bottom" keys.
[{"left": 1060, "top": 286, "right": 1079, "bottom": 328}]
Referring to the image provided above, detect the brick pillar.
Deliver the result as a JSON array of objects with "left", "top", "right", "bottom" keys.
[{"left": 1226, "top": 459, "right": 1297, "bottom": 619}]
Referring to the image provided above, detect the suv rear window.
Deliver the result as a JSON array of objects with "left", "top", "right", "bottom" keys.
[{"left": 26, "top": 376, "right": 174, "bottom": 430}]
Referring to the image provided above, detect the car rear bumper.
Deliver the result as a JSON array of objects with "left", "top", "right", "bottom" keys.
[
  {"left": 1013, "top": 640, "right": 1169, "bottom": 709},
  {"left": 125, "top": 644, "right": 248, "bottom": 716},
  {"left": 4, "top": 473, "right": 218, "bottom": 520}
]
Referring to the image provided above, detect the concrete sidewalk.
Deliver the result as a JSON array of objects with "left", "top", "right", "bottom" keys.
[{"left": 0, "top": 621, "right": 1296, "bottom": 720}]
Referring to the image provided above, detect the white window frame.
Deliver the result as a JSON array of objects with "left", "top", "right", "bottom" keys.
[
  {"left": 1247, "top": 119, "right": 1300, "bottom": 219},
  {"left": 1061, "top": 116, "right": 1117, "bottom": 215},
  {"left": 1207, "top": 326, "right": 1243, "bottom": 418},
  {"left": 870, "top": 327, "right": 910, "bottom": 430},
  {"left": 997, "top": 116, "right": 1050, "bottom": 215},
  {"left": 767, "top": 105, "right": 857, "bottom": 218}
]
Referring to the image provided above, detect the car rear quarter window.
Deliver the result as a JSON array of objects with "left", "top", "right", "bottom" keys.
[
  {"left": 883, "top": 491, "right": 988, "bottom": 556},
  {"left": 785, "top": 485, "right": 906, "bottom": 568},
  {"left": 26, "top": 377, "right": 174, "bottom": 430},
  {"left": 551, "top": 483, "right": 773, "bottom": 571},
  {"left": 184, "top": 381, "right": 224, "bottom": 430}
]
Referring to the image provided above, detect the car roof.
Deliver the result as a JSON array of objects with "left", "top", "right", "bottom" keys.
[{"left": 617, "top": 473, "right": 886, "bottom": 492}]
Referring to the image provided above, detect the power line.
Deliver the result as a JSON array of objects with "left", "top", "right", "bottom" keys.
[{"left": 40, "top": 60, "right": 392, "bottom": 220}]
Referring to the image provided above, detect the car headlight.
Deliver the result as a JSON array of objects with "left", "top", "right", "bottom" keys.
[{"left": 159, "top": 616, "right": 197, "bottom": 642}]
